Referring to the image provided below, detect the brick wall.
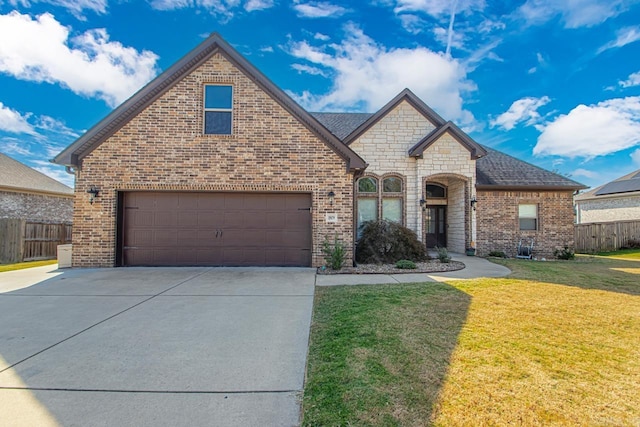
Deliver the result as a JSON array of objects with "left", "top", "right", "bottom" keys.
[
  {"left": 476, "top": 190, "right": 576, "bottom": 258},
  {"left": 576, "top": 194, "right": 640, "bottom": 223},
  {"left": 0, "top": 190, "right": 73, "bottom": 223},
  {"left": 72, "top": 52, "right": 354, "bottom": 268}
]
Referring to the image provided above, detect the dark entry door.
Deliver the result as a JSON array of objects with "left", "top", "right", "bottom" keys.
[
  {"left": 425, "top": 206, "right": 447, "bottom": 248},
  {"left": 120, "top": 192, "right": 312, "bottom": 267}
]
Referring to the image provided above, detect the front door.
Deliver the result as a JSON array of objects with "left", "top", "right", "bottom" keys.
[{"left": 425, "top": 206, "right": 447, "bottom": 248}]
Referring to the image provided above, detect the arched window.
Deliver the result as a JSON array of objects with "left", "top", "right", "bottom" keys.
[
  {"left": 382, "top": 177, "right": 403, "bottom": 223},
  {"left": 356, "top": 175, "right": 405, "bottom": 235},
  {"left": 426, "top": 183, "right": 446, "bottom": 199}
]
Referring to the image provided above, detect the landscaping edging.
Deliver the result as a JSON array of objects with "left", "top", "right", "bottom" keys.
[{"left": 317, "top": 260, "right": 465, "bottom": 275}]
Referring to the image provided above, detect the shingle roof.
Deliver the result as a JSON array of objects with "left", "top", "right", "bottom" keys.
[
  {"left": 476, "top": 146, "right": 585, "bottom": 190},
  {"left": 0, "top": 153, "right": 73, "bottom": 196},
  {"left": 311, "top": 111, "right": 583, "bottom": 190},
  {"left": 575, "top": 169, "right": 640, "bottom": 201},
  {"left": 311, "top": 112, "right": 372, "bottom": 140}
]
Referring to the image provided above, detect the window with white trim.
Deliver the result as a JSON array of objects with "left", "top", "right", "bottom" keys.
[
  {"left": 519, "top": 204, "right": 538, "bottom": 230},
  {"left": 204, "top": 85, "right": 232, "bottom": 135}
]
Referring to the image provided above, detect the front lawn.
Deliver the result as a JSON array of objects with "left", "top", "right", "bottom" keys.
[
  {"left": 0, "top": 259, "right": 57, "bottom": 273},
  {"left": 594, "top": 248, "right": 640, "bottom": 260},
  {"left": 303, "top": 257, "right": 640, "bottom": 426}
]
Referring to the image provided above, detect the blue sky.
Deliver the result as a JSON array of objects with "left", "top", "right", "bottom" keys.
[{"left": 1, "top": 0, "right": 639, "bottom": 189}]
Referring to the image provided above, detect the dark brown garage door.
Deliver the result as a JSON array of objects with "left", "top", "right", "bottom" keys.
[{"left": 120, "top": 192, "right": 312, "bottom": 267}]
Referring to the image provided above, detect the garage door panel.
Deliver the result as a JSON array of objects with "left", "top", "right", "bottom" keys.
[{"left": 122, "top": 192, "right": 311, "bottom": 266}]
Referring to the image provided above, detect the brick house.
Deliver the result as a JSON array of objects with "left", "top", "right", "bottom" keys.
[
  {"left": 575, "top": 169, "right": 640, "bottom": 224},
  {"left": 53, "top": 34, "right": 585, "bottom": 268},
  {"left": 1, "top": 152, "right": 73, "bottom": 223}
]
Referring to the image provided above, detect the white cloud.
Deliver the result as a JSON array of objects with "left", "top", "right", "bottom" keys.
[
  {"left": 393, "top": 0, "right": 484, "bottom": 18},
  {"left": 491, "top": 96, "right": 551, "bottom": 130},
  {"left": 291, "top": 63, "right": 327, "bottom": 76},
  {"left": 293, "top": 1, "right": 348, "bottom": 18},
  {"left": 620, "top": 71, "right": 640, "bottom": 88},
  {"left": 534, "top": 97, "right": 640, "bottom": 158},
  {"left": 597, "top": 26, "right": 640, "bottom": 54},
  {"left": 31, "top": 161, "right": 74, "bottom": 187},
  {"left": 572, "top": 168, "right": 599, "bottom": 179},
  {"left": 0, "top": 137, "right": 32, "bottom": 156},
  {"left": 399, "top": 14, "right": 425, "bottom": 35},
  {"left": 0, "top": 12, "right": 159, "bottom": 107},
  {"left": 260, "top": 46, "right": 274, "bottom": 53},
  {"left": 314, "top": 32, "right": 330, "bottom": 41},
  {"left": 288, "top": 24, "right": 475, "bottom": 122},
  {"left": 631, "top": 149, "right": 640, "bottom": 166},
  {"left": 518, "top": 0, "right": 627, "bottom": 28},
  {"left": 244, "top": 0, "right": 274, "bottom": 11},
  {"left": 8, "top": 0, "right": 107, "bottom": 19},
  {"left": 0, "top": 101, "right": 37, "bottom": 135}
]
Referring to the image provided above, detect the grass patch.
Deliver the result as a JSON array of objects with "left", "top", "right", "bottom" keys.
[
  {"left": 303, "top": 257, "right": 640, "bottom": 426},
  {"left": 0, "top": 259, "right": 57, "bottom": 273},
  {"left": 594, "top": 248, "right": 640, "bottom": 260}
]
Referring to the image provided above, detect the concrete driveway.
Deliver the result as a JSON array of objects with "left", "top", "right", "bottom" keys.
[{"left": 0, "top": 265, "right": 315, "bottom": 427}]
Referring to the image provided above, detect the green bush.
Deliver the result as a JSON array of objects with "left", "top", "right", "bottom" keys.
[
  {"left": 554, "top": 246, "right": 575, "bottom": 260},
  {"left": 395, "top": 259, "right": 417, "bottom": 269},
  {"left": 356, "top": 220, "right": 428, "bottom": 264},
  {"left": 488, "top": 250, "right": 507, "bottom": 258},
  {"left": 436, "top": 246, "right": 451, "bottom": 263},
  {"left": 322, "top": 235, "right": 346, "bottom": 270}
]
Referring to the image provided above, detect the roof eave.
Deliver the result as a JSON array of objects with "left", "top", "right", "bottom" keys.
[{"left": 476, "top": 184, "right": 587, "bottom": 191}]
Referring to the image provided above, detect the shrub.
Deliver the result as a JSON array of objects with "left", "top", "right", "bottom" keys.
[
  {"left": 554, "top": 246, "right": 575, "bottom": 260},
  {"left": 395, "top": 259, "right": 417, "bottom": 269},
  {"left": 322, "top": 235, "right": 346, "bottom": 270},
  {"left": 621, "top": 238, "right": 640, "bottom": 249},
  {"left": 436, "top": 246, "right": 451, "bottom": 263},
  {"left": 356, "top": 220, "right": 428, "bottom": 264},
  {"left": 488, "top": 250, "right": 507, "bottom": 258}
]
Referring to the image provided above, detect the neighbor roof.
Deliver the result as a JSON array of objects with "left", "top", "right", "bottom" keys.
[
  {"left": 52, "top": 33, "right": 366, "bottom": 173},
  {"left": 575, "top": 169, "right": 640, "bottom": 201},
  {"left": 476, "top": 146, "right": 586, "bottom": 190},
  {"left": 0, "top": 153, "right": 73, "bottom": 197}
]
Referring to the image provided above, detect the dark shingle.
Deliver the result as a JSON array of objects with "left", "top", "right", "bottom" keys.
[
  {"left": 476, "top": 146, "right": 585, "bottom": 189},
  {"left": 311, "top": 112, "right": 372, "bottom": 140}
]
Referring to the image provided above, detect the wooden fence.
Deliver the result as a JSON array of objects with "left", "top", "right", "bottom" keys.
[
  {"left": 574, "top": 220, "right": 640, "bottom": 253},
  {"left": 0, "top": 219, "right": 72, "bottom": 263}
]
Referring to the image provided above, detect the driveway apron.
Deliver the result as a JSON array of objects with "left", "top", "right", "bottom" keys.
[{"left": 0, "top": 266, "right": 315, "bottom": 427}]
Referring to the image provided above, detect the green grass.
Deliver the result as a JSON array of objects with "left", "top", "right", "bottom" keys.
[
  {"left": 0, "top": 259, "right": 57, "bottom": 273},
  {"left": 594, "top": 248, "right": 640, "bottom": 260},
  {"left": 303, "top": 257, "right": 640, "bottom": 426}
]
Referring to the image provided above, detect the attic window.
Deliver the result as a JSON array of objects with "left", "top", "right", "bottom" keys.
[{"left": 204, "top": 85, "right": 232, "bottom": 135}]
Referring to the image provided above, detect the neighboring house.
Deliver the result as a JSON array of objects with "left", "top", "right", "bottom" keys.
[
  {"left": 53, "top": 34, "right": 585, "bottom": 268},
  {"left": 575, "top": 170, "right": 640, "bottom": 224},
  {"left": 0, "top": 153, "right": 73, "bottom": 223}
]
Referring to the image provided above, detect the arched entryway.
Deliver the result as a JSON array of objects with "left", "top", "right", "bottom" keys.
[{"left": 422, "top": 174, "right": 472, "bottom": 253}]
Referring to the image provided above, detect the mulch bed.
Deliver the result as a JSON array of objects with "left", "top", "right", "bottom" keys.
[{"left": 317, "top": 260, "right": 465, "bottom": 275}]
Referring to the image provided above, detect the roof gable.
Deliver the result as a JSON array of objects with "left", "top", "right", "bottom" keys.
[
  {"left": 408, "top": 121, "right": 487, "bottom": 160},
  {"left": 1, "top": 153, "right": 73, "bottom": 196},
  {"left": 52, "top": 33, "right": 366, "bottom": 172},
  {"left": 342, "top": 89, "right": 446, "bottom": 145}
]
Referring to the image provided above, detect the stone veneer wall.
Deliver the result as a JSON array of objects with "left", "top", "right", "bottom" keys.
[
  {"left": 72, "top": 52, "right": 354, "bottom": 268},
  {"left": 348, "top": 103, "right": 476, "bottom": 253},
  {"left": 476, "top": 190, "right": 575, "bottom": 258},
  {"left": 0, "top": 190, "right": 73, "bottom": 223},
  {"left": 418, "top": 134, "right": 476, "bottom": 252},
  {"left": 577, "top": 195, "right": 640, "bottom": 224},
  {"left": 349, "top": 101, "right": 435, "bottom": 234}
]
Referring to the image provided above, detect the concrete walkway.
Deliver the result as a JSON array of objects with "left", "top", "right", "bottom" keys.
[
  {"left": 0, "top": 266, "right": 315, "bottom": 427},
  {"left": 315, "top": 253, "right": 511, "bottom": 286}
]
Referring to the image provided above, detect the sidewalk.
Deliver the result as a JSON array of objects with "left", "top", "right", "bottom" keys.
[{"left": 315, "top": 253, "right": 511, "bottom": 286}]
